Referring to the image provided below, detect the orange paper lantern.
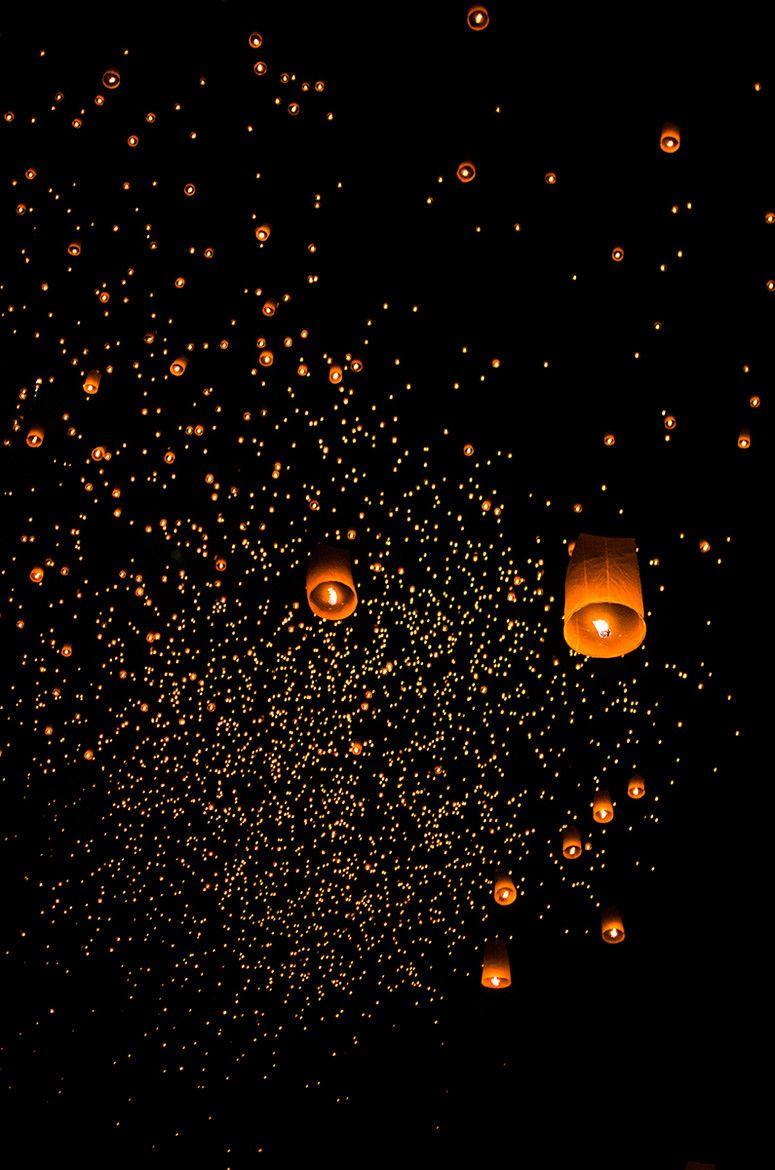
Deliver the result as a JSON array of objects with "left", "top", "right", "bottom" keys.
[
  {"left": 601, "top": 908, "right": 625, "bottom": 944},
  {"left": 563, "top": 534, "right": 646, "bottom": 658},
  {"left": 481, "top": 941, "right": 511, "bottom": 988},
  {"left": 306, "top": 545, "right": 358, "bottom": 620},
  {"left": 593, "top": 790, "right": 614, "bottom": 823},
  {"left": 562, "top": 829, "right": 582, "bottom": 859},
  {"left": 627, "top": 774, "right": 646, "bottom": 799},
  {"left": 83, "top": 370, "right": 101, "bottom": 395},
  {"left": 493, "top": 874, "right": 517, "bottom": 905},
  {"left": 660, "top": 123, "right": 681, "bottom": 153}
]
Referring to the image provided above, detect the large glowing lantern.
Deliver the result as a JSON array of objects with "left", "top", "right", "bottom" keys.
[
  {"left": 601, "top": 908, "right": 625, "bottom": 944},
  {"left": 592, "top": 790, "right": 614, "bottom": 824},
  {"left": 493, "top": 874, "right": 517, "bottom": 905},
  {"left": 481, "top": 941, "right": 511, "bottom": 988},
  {"left": 563, "top": 534, "right": 646, "bottom": 658},
  {"left": 628, "top": 774, "right": 646, "bottom": 799},
  {"left": 306, "top": 545, "right": 358, "bottom": 620},
  {"left": 83, "top": 370, "right": 101, "bottom": 395},
  {"left": 562, "top": 829, "right": 582, "bottom": 859},
  {"left": 660, "top": 123, "right": 681, "bottom": 153}
]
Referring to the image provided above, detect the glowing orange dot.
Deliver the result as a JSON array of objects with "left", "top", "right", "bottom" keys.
[{"left": 456, "top": 161, "right": 476, "bottom": 183}]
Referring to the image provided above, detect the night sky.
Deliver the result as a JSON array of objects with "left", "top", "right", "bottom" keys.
[{"left": 1, "top": 6, "right": 764, "bottom": 1165}]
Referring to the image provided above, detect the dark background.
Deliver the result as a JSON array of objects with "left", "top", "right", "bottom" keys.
[{"left": 0, "top": 4, "right": 766, "bottom": 1164}]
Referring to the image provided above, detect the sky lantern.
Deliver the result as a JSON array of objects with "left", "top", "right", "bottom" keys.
[
  {"left": 306, "top": 545, "right": 358, "bottom": 620},
  {"left": 255, "top": 223, "right": 271, "bottom": 242},
  {"left": 170, "top": 356, "right": 188, "bottom": 376},
  {"left": 592, "top": 790, "right": 614, "bottom": 823},
  {"left": 601, "top": 908, "right": 625, "bottom": 944},
  {"left": 660, "top": 123, "right": 681, "bottom": 153},
  {"left": 26, "top": 426, "right": 44, "bottom": 448},
  {"left": 466, "top": 5, "right": 490, "bottom": 30},
  {"left": 83, "top": 370, "right": 101, "bottom": 395},
  {"left": 563, "top": 534, "right": 646, "bottom": 658},
  {"left": 628, "top": 774, "right": 646, "bottom": 799},
  {"left": 456, "top": 161, "right": 476, "bottom": 183},
  {"left": 737, "top": 430, "right": 751, "bottom": 449},
  {"left": 493, "top": 873, "right": 517, "bottom": 905},
  {"left": 562, "top": 828, "right": 582, "bottom": 859},
  {"left": 481, "top": 941, "right": 511, "bottom": 988}
]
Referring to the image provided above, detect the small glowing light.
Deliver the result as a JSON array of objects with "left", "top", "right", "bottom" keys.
[{"left": 592, "top": 619, "right": 612, "bottom": 639}]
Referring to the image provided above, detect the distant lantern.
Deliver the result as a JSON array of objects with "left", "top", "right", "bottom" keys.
[
  {"left": 170, "top": 356, "right": 188, "bottom": 376},
  {"left": 83, "top": 370, "right": 101, "bottom": 396},
  {"left": 67, "top": 241, "right": 82, "bottom": 256},
  {"left": 26, "top": 426, "right": 44, "bottom": 448},
  {"left": 467, "top": 5, "right": 490, "bottom": 29},
  {"left": 628, "top": 774, "right": 646, "bottom": 799},
  {"left": 248, "top": 31, "right": 263, "bottom": 48},
  {"left": 611, "top": 246, "right": 624, "bottom": 262},
  {"left": 329, "top": 364, "right": 343, "bottom": 384},
  {"left": 306, "top": 545, "right": 358, "bottom": 621},
  {"left": 493, "top": 874, "right": 517, "bottom": 905},
  {"left": 601, "top": 908, "right": 625, "bottom": 944},
  {"left": 262, "top": 298, "right": 278, "bottom": 317},
  {"left": 456, "top": 161, "right": 476, "bottom": 183},
  {"left": 29, "top": 566, "right": 45, "bottom": 584},
  {"left": 660, "top": 123, "right": 681, "bottom": 153},
  {"left": 102, "top": 69, "right": 121, "bottom": 90},
  {"left": 482, "top": 941, "right": 511, "bottom": 988},
  {"left": 544, "top": 171, "right": 557, "bottom": 185},
  {"left": 563, "top": 533, "right": 646, "bottom": 658},
  {"left": 255, "top": 223, "right": 271, "bottom": 242},
  {"left": 593, "top": 790, "right": 614, "bottom": 823},
  {"left": 562, "top": 829, "right": 582, "bottom": 859},
  {"left": 737, "top": 430, "right": 751, "bottom": 449}
]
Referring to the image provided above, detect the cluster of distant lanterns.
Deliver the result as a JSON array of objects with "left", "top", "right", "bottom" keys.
[{"left": 306, "top": 529, "right": 648, "bottom": 977}]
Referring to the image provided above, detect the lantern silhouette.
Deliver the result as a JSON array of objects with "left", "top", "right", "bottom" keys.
[
  {"left": 493, "top": 874, "right": 517, "bottom": 905},
  {"left": 306, "top": 545, "right": 358, "bottom": 620},
  {"left": 601, "top": 908, "right": 625, "bottom": 944},
  {"left": 83, "top": 370, "right": 101, "bottom": 396},
  {"left": 628, "top": 774, "right": 646, "bottom": 799},
  {"left": 660, "top": 123, "right": 681, "bottom": 153},
  {"left": 481, "top": 941, "right": 511, "bottom": 988},
  {"left": 593, "top": 790, "right": 614, "bottom": 823},
  {"left": 562, "top": 829, "right": 582, "bottom": 859},
  {"left": 563, "top": 534, "right": 646, "bottom": 658}
]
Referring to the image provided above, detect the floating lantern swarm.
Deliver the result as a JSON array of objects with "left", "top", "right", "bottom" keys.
[
  {"left": 306, "top": 545, "right": 358, "bottom": 620},
  {"left": 563, "top": 534, "right": 646, "bottom": 658},
  {"left": 481, "top": 941, "right": 511, "bottom": 988},
  {"left": 493, "top": 873, "right": 517, "bottom": 905},
  {"left": 601, "top": 908, "right": 626, "bottom": 944}
]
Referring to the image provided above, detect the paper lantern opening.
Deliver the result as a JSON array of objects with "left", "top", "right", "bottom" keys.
[
  {"left": 563, "top": 534, "right": 646, "bottom": 658},
  {"left": 306, "top": 545, "right": 358, "bottom": 620}
]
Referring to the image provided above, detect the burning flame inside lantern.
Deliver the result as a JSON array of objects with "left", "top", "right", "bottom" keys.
[{"left": 592, "top": 619, "right": 612, "bottom": 638}]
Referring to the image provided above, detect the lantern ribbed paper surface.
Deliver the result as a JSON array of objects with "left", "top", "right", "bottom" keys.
[{"left": 563, "top": 534, "right": 646, "bottom": 658}]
